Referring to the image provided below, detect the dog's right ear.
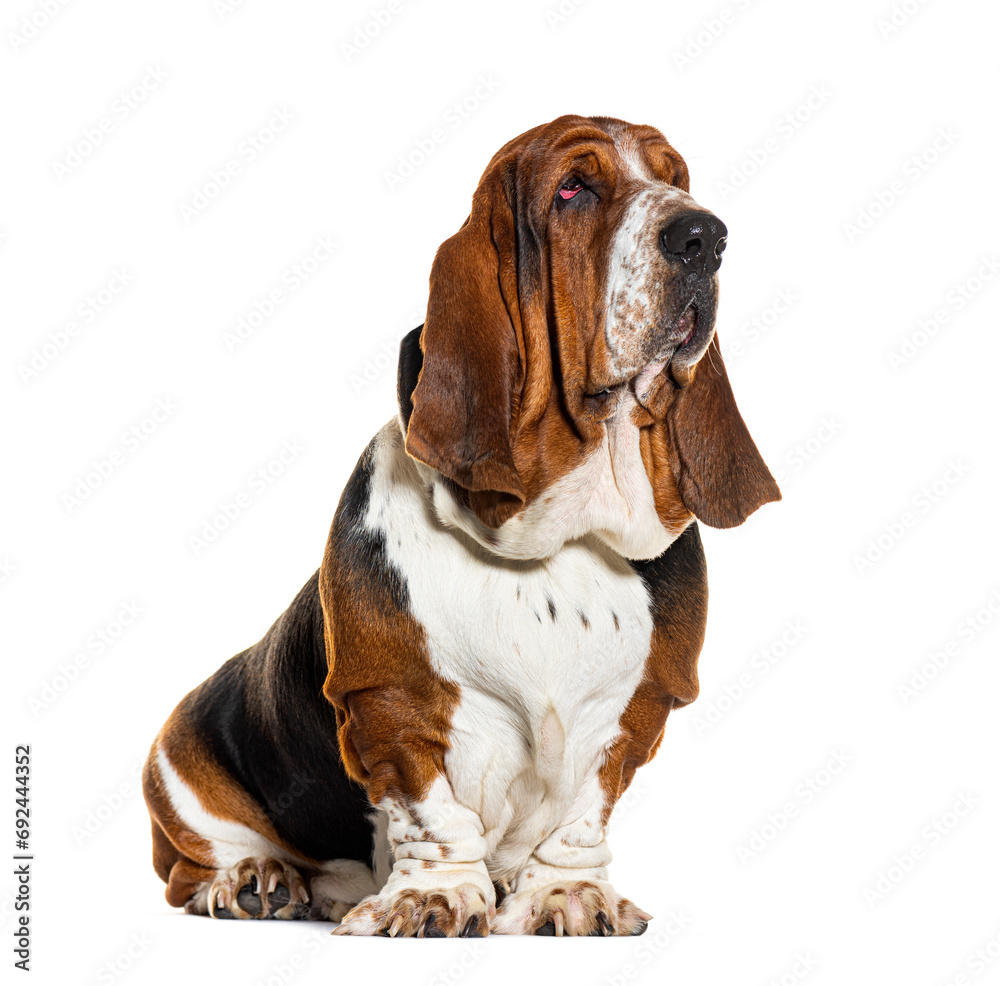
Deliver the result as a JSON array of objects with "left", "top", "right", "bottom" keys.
[{"left": 399, "top": 161, "right": 526, "bottom": 529}]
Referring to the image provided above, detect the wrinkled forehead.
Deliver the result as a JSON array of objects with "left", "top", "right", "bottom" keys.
[
  {"left": 502, "top": 115, "right": 689, "bottom": 193},
  {"left": 587, "top": 116, "right": 688, "bottom": 187}
]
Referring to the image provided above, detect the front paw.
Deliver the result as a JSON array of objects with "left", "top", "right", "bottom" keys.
[
  {"left": 492, "top": 880, "right": 650, "bottom": 937},
  {"left": 332, "top": 885, "right": 491, "bottom": 938}
]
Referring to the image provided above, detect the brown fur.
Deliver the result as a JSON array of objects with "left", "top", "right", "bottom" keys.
[
  {"left": 405, "top": 115, "right": 692, "bottom": 529},
  {"left": 664, "top": 334, "right": 781, "bottom": 527},
  {"left": 142, "top": 702, "right": 319, "bottom": 906},
  {"left": 141, "top": 744, "right": 217, "bottom": 907},
  {"left": 598, "top": 528, "right": 709, "bottom": 822},
  {"left": 319, "top": 451, "right": 461, "bottom": 807},
  {"left": 142, "top": 116, "right": 779, "bottom": 931}
]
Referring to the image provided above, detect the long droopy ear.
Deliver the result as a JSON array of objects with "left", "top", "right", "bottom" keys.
[
  {"left": 402, "top": 158, "right": 526, "bottom": 529},
  {"left": 666, "top": 334, "right": 781, "bottom": 528}
]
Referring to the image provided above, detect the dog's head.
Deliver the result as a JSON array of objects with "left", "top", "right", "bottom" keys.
[{"left": 398, "top": 114, "right": 780, "bottom": 545}]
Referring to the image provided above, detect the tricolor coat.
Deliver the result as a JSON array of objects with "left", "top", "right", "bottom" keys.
[{"left": 142, "top": 114, "right": 780, "bottom": 937}]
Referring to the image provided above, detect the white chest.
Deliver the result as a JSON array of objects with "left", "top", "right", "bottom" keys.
[
  {"left": 367, "top": 424, "right": 655, "bottom": 880},
  {"left": 427, "top": 390, "right": 677, "bottom": 562}
]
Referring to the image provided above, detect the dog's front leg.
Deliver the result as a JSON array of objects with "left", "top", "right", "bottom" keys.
[
  {"left": 335, "top": 778, "right": 493, "bottom": 937},
  {"left": 493, "top": 777, "right": 651, "bottom": 937},
  {"left": 330, "top": 691, "right": 493, "bottom": 937}
]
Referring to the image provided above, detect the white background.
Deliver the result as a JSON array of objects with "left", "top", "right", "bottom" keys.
[{"left": 3, "top": 0, "right": 999, "bottom": 983}]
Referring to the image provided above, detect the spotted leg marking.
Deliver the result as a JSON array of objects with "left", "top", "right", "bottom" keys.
[
  {"left": 493, "top": 779, "right": 651, "bottom": 937},
  {"left": 333, "top": 777, "right": 493, "bottom": 937}
]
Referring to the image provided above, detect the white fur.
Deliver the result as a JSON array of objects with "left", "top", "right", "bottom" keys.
[
  {"left": 426, "top": 387, "right": 684, "bottom": 563},
  {"left": 375, "top": 777, "right": 495, "bottom": 901},
  {"left": 310, "top": 859, "right": 382, "bottom": 916},
  {"left": 604, "top": 134, "right": 701, "bottom": 378},
  {"left": 157, "top": 740, "right": 380, "bottom": 909},
  {"left": 156, "top": 741, "right": 303, "bottom": 869},
  {"left": 366, "top": 421, "right": 669, "bottom": 886}
]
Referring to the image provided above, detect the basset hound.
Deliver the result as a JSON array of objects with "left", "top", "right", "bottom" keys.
[{"left": 142, "top": 114, "right": 780, "bottom": 937}]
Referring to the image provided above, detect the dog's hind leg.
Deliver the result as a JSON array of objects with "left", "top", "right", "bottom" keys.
[{"left": 142, "top": 728, "right": 311, "bottom": 919}]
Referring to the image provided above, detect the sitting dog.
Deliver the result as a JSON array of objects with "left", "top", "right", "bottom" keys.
[{"left": 142, "top": 114, "right": 780, "bottom": 937}]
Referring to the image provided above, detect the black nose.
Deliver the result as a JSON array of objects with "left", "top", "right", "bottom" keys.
[{"left": 659, "top": 211, "right": 728, "bottom": 276}]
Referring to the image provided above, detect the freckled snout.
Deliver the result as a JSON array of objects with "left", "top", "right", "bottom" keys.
[{"left": 659, "top": 211, "right": 728, "bottom": 277}]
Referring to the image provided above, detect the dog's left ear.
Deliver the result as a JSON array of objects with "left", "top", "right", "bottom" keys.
[
  {"left": 665, "top": 334, "right": 781, "bottom": 528},
  {"left": 399, "top": 158, "right": 526, "bottom": 529}
]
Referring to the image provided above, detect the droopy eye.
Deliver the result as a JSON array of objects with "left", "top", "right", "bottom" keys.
[{"left": 557, "top": 179, "right": 585, "bottom": 201}]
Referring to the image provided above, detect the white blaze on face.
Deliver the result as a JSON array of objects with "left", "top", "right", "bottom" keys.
[{"left": 604, "top": 143, "right": 698, "bottom": 380}]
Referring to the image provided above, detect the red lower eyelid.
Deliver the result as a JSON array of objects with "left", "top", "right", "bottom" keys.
[{"left": 559, "top": 187, "right": 581, "bottom": 200}]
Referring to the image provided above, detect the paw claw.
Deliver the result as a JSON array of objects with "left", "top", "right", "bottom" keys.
[
  {"left": 496, "top": 880, "right": 650, "bottom": 937},
  {"left": 460, "top": 914, "right": 484, "bottom": 937},
  {"left": 207, "top": 858, "right": 307, "bottom": 920},
  {"left": 421, "top": 913, "right": 447, "bottom": 938},
  {"left": 336, "top": 884, "right": 491, "bottom": 938}
]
